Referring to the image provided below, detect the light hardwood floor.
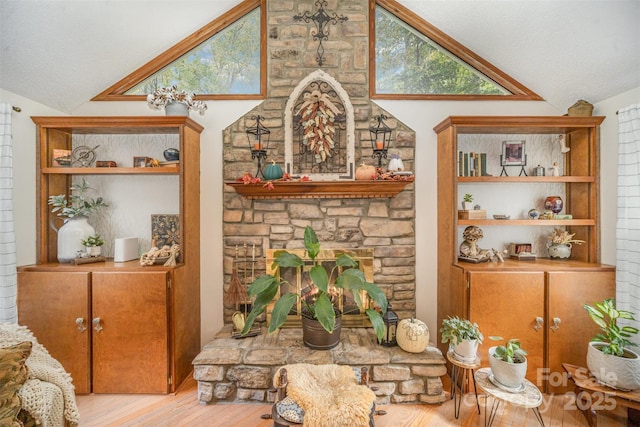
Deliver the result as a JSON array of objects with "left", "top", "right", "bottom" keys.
[{"left": 75, "top": 377, "right": 628, "bottom": 426}]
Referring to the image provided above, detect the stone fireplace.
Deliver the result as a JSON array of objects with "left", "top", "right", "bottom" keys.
[
  {"left": 222, "top": 0, "right": 416, "bottom": 326},
  {"left": 195, "top": 0, "right": 446, "bottom": 407}
]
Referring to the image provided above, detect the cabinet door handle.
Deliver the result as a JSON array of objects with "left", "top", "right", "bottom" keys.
[
  {"left": 551, "top": 317, "right": 561, "bottom": 332},
  {"left": 75, "top": 317, "right": 87, "bottom": 332},
  {"left": 92, "top": 317, "right": 103, "bottom": 333},
  {"left": 534, "top": 316, "right": 544, "bottom": 331}
]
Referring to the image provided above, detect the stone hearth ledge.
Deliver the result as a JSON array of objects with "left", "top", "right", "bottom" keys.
[{"left": 192, "top": 326, "right": 447, "bottom": 405}]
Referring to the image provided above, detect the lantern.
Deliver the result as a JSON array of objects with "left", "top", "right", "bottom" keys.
[
  {"left": 245, "top": 115, "right": 271, "bottom": 178},
  {"left": 380, "top": 303, "right": 398, "bottom": 347},
  {"left": 369, "top": 114, "right": 393, "bottom": 168}
]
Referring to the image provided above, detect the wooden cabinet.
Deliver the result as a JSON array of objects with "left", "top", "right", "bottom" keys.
[
  {"left": 435, "top": 116, "right": 615, "bottom": 393},
  {"left": 18, "top": 117, "right": 202, "bottom": 394}
]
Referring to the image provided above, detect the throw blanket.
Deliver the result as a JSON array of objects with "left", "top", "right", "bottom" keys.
[
  {"left": 0, "top": 323, "right": 80, "bottom": 427},
  {"left": 274, "top": 364, "right": 375, "bottom": 427}
]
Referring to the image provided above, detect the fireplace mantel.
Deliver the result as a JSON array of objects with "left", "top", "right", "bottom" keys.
[{"left": 225, "top": 180, "right": 413, "bottom": 199}]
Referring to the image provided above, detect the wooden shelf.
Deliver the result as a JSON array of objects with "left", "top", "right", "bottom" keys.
[
  {"left": 226, "top": 180, "right": 413, "bottom": 199},
  {"left": 458, "top": 219, "right": 596, "bottom": 226},
  {"left": 43, "top": 167, "right": 179, "bottom": 175},
  {"left": 457, "top": 176, "right": 595, "bottom": 183}
]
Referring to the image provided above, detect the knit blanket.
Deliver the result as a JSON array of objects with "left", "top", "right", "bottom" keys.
[
  {"left": 0, "top": 323, "right": 80, "bottom": 427},
  {"left": 274, "top": 364, "right": 375, "bottom": 427}
]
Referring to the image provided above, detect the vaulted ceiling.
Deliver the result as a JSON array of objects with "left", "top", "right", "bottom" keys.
[{"left": 1, "top": 0, "right": 638, "bottom": 113}]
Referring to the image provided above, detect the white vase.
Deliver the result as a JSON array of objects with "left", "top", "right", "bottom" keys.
[
  {"left": 55, "top": 216, "right": 95, "bottom": 263},
  {"left": 587, "top": 341, "right": 640, "bottom": 391},
  {"left": 453, "top": 339, "right": 479, "bottom": 362},
  {"left": 165, "top": 102, "right": 189, "bottom": 116},
  {"left": 488, "top": 346, "right": 527, "bottom": 388}
]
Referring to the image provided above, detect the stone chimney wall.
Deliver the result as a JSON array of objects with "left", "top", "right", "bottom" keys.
[{"left": 222, "top": 0, "right": 416, "bottom": 323}]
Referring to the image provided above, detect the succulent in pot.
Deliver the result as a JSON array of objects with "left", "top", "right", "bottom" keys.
[
  {"left": 241, "top": 226, "right": 388, "bottom": 349},
  {"left": 81, "top": 234, "right": 105, "bottom": 257},
  {"left": 488, "top": 336, "right": 528, "bottom": 389},
  {"left": 440, "top": 316, "right": 483, "bottom": 362},
  {"left": 584, "top": 298, "right": 640, "bottom": 390}
]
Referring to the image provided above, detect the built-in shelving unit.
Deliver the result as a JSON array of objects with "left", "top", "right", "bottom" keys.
[{"left": 434, "top": 115, "right": 615, "bottom": 394}]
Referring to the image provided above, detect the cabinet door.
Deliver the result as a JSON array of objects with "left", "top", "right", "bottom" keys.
[
  {"left": 469, "top": 271, "right": 545, "bottom": 386},
  {"left": 92, "top": 271, "right": 169, "bottom": 393},
  {"left": 547, "top": 270, "right": 615, "bottom": 393},
  {"left": 17, "top": 271, "right": 91, "bottom": 394}
]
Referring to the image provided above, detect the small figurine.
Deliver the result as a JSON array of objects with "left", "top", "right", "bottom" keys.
[
  {"left": 459, "top": 226, "right": 494, "bottom": 262},
  {"left": 550, "top": 161, "right": 560, "bottom": 176}
]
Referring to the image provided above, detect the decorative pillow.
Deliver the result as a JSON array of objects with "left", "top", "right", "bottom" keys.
[
  {"left": 0, "top": 341, "right": 33, "bottom": 427},
  {"left": 275, "top": 396, "right": 305, "bottom": 424}
]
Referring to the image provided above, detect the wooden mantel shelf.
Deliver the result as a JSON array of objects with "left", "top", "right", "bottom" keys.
[{"left": 225, "top": 180, "right": 413, "bottom": 199}]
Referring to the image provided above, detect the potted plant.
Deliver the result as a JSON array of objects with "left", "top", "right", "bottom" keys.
[
  {"left": 440, "top": 316, "right": 483, "bottom": 361},
  {"left": 241, "top": 226, "right": 388, "bottom": 350},
  {"left": 584, "top": 298, "right": 640, "bottom": 390},
  {"left": 462, "top": 193, "right": 473, "bottom": 210},
  {"left": 48, "top": 179, "right": 108, "bottom": 263},
  {"left": 146, "top": 85, "right": 207, "bottom": 116},
  {"left": 81, "top": 234, "right": 105, "bottom": 257},
  {"left": 547, "top": 227, "right": 585, "bottom": 259},
  {"left": 488, "top": 336, "right": 528, "bottom": 389}
]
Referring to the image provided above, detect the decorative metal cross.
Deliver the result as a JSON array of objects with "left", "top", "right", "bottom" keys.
[{"left": 293, "top": 0, "right": 348, "bottom": 66}]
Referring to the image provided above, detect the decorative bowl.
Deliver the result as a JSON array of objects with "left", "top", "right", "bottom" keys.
[{"left": 163, "top": 148, "right": 180, "bottom": 161}]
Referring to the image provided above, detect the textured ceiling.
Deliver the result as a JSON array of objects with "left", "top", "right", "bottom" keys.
[{"left": 1, "top": 0, "right": 638, "bottom": 113}]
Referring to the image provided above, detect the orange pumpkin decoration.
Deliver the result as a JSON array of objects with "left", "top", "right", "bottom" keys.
[{"left": 355, "top": 163, "right": 376, "bottom": 180}]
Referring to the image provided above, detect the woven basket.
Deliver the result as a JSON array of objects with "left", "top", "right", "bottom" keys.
[{"left": 567, "top": 100, "right": 593, "bottom": 116}]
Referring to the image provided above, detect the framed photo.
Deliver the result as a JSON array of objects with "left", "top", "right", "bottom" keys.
[
  {"left": 133, "top": 156, "right": 152, "bottom": 168},
  {"left": 502, "top": 140, "right": 526, "bottom": 165}
]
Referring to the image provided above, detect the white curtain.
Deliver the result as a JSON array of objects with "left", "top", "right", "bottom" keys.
[
  {"left": 617, "top": 104, "right": 640, "bottom": 345},
  {"left": 0, "top": 103, "right": 17, "bottom": 323}
]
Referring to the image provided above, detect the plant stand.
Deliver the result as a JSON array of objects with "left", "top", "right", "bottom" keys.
[
  {"left": 475, "top": 368, "right": 545, "bottom": 427},
  {"left": 447, "top": 350, "right": 481, "bottom": 419},
  {"left": 563, "top": 363, "right": 640, "bottom": 427}
]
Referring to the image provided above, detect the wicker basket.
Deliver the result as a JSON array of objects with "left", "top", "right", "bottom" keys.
[{"left": 567, "top": 100, "right": 593, "bottom": 116}]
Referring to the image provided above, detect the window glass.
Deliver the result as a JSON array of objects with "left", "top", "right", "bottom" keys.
[
  {"left": 375, "top": 6, "right": 509, "bottom": 96},
  {"left": 126, "top": 8, "right": 260, "bottom": 95}
]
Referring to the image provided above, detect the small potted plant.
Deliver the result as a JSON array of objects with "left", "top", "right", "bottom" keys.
[
  {"left": 584, "top": 298, "right": 640, "bottom": 390},
  {"left": 81, "top": 234, "right": 105, "bottom": 257},
  {"left": 241, "top": 226, "right": 388, "bottom": 350},
  {"left": 488, "top": 336, "right": 528, "bottom": 389},
  {"left": 462, "top": 194, "right": 473, "bottom": 210},
  {"left": 547, "top": 227, "right": 585, "bottom": 259},
  {"left": 440, "top": 316, "right": 483, "bottom": 361},
  {"left": 146, "top": 85, "right": 207, "bottom": 116}
]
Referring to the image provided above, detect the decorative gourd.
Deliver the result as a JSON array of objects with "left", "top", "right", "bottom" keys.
[
  {"left": 355, "top": 163, "right": 376, "bottom": 180},
  {"left": 396, "top": 318, "right": 429, "bottom": 353},
  {"left": 388, "top": 154, "right": 404, "bottom": 172},
  {"left": 263, "top": 161, "right": 283, "bottom": 180}
]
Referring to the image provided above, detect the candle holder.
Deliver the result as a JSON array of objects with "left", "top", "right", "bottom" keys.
[
  {"left": 245, "top": 115, "right": 271, "bottom": 178},
  {"left": 369, "top": 114, "right": 393, "bottom": 168}
]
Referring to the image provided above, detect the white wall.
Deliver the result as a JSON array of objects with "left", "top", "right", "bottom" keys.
[
  {"left": 594, "top": 87, "right": 640, "bottom": 266},
  {"left": 4, "top": 84, "right": 633, "bottom": 347}
]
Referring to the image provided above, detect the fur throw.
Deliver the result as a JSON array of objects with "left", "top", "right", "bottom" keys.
[{"left": 274, "top": 364, "right": 375, "bottom": 427}]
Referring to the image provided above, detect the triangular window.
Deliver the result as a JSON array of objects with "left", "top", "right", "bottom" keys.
[
  {"left": 371, "top": 0, "right": 541, "bottom": 100},
  {"left": 93, "top": 0, "right": 265, "bottom": 101}
]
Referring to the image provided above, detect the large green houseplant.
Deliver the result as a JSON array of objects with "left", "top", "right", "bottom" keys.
[
  {"left": 584, "top": 298, "right": 640, "bottom": 390},
  {"left": 241, "top": 226, "right": 388, "bottom": 346}
]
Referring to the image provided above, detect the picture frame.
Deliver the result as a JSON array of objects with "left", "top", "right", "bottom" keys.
[
  {"left": 133, "top": 156, "right": 152, "bottom": 168},
  {"left": 501, "top": 140, "right": 526, "bottom": 166}
]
